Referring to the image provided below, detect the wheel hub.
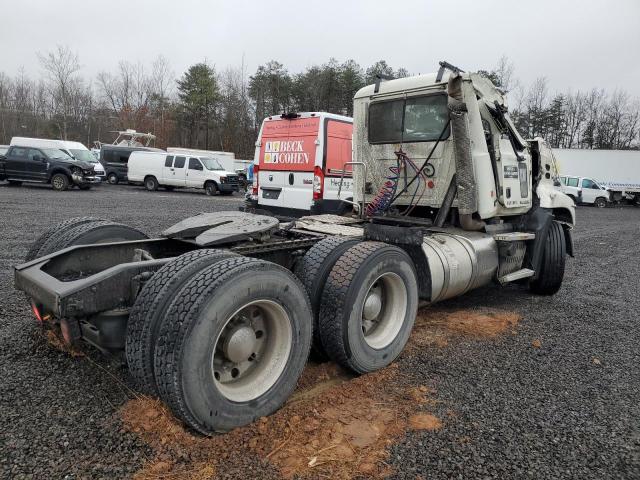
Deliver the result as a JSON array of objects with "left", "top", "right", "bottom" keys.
[
  {"left": 223, "top": 325, "right": 257, "bottom": 363},
  {"left": 363, "top": 288, "right": 382, "bottom": 321}
]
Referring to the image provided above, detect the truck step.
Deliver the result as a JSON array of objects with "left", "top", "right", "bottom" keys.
[
  {"left": 493, "top": 232, "right": 535, "bottom": 242},
  {"left": 498, "top": 268, "right": 535, "bottom": 284}
]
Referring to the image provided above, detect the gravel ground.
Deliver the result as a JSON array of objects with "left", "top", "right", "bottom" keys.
[{"left": 1, "top": 182, "right": 639, "bottom": 479}]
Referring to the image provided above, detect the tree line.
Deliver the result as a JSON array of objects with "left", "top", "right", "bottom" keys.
[{"left": 0, "top": 47, "right": 638, "bottom": 158}]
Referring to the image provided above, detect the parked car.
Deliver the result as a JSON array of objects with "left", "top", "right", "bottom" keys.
[
  {"left": 0, "top": 144, "right": 100, "bottom": 190},
  {"left": 558, "top": 175, "right": 610, "bottom": 208},
  {"left": 246, "top": 112, "right": 354, "bottom": 217},
  {"left": 9, "top": 137, "right": 105, "bottom": 180},
  {"left": 127, "top": 151, "right": 240, "bottom": 195},
  {"left": 100, "top": 144, "right": 162, "bottom": 184}
]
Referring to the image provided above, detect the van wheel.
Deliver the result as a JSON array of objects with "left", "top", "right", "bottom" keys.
[
  {"left": 51, "top": 174, "right": 69, "bottom": 191},
  {"left": 529, "top": 221, "right": 566, "bottom": 295},
  {"left": 126, "top": 249, "right": 238, "bottom": 395},
  {"left": 295, "top": 236, "right": 361, "bottom": 358},
  {"left": 594, "top": 197, "right": 607, "bottom": 208},
  {"left": 145, "top": 176, "right": 159, "bottom": 191},
  {"left": 205, "top": 181, "right": 218, "bottom": 196},
  {"left": 107, "top": 173, "right": 119, "bottom": 185},
  {"left": 318, "top": 242, "right": 418, "bottom": 374},
  {"left": 154, "top": 257, "right": 312, "bottom": 434}
]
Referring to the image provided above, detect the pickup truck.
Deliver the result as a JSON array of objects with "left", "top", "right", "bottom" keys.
[{"left": 0, "top": 145, "right": 100, "bottom": 190}]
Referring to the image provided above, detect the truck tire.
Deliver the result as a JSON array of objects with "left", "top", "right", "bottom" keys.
[
  {"left": 126, "top": 249, "right": 238, "bottom": 395},
  {"left": 25, "top": 217, "right": 105, "bottom": 262},
  {"left": 51, "top": 173, "right": 70, "bottom": 191},
  {"left": 154, "top": 257, "right": 312, "bottom": 434},
  {"left": 107, "top": 173, "right": 119, "bottom": 185},
  {"left": 294, "top": 236, "right": 361, "bottom": 358},
  {"left": 144, "top": 176, "right": 159, "bottom": 191},
  {"left": 529, "top": 221, "right": 566, "bottom": 295},
  {"left": 205, "top": 181, "right": 218, "bottom": 196},
  {"left": 318, "top": 242, "right": 418, "bottom": 374},
  {"left": 594, "top": 197, "right": 607, "bottom": 208},
  {"left": 38, "top": 220, "right": 147, "bottom": 258}
]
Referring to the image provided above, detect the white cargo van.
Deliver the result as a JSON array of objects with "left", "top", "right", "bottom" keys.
[
  {"left": 127, "top": 151, "right": 239, "bottom": 195},
  {"left": 558, "top": 175, "right": 610, "bottom": 207},
  {"left": 167, "top": 148, "right": 235, "bottom": 172},
  {"left": 246, "top": 112, "right": 354, "bottom": 217},
  {"left": 10, "top": 137, "right": 105, "bottom": 178}
]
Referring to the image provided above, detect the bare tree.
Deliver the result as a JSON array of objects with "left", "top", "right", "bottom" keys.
[{"left": 37, "top": 45, "right": 81, "bottom": 139}]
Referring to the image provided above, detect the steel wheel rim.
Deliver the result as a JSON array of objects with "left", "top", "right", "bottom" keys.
[
  {"left": 360, "top": 272, "right": 407, "bottom": 349},
  {"left": 211, "top": 300, "right": 292, "bottom": 403}
]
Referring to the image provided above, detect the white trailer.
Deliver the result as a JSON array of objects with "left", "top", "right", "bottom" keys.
[{"left": 553, "top": 148, "right": 640, "bottom": 205}]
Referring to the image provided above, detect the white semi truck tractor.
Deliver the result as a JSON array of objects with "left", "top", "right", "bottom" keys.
[{"left": 15, "top": 62, "right": 575, "bottom": 435}]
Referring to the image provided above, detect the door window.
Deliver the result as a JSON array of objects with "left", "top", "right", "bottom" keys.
[
  {"left": 566, "top": 177, "right": 579, "bottom": 187},
  {"left": 12, "top": 147, "right": 28, "bottom": 158},
  {"left": 174, "top": 156, "right": 186, "bottom": 168},
  {"left": 28, "top": 149, "right": 43, "bottom": 160},
  {"left": 581, "top": 178, "right": 598, "bottom": 189},
  {"left": 189, "top": 158, "right": 203, "bottom": 170},
  {"left": 165, "top": 156, "right": 174, "bottom": 167}
]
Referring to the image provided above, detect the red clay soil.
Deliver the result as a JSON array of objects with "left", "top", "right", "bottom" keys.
[{"left": 120, "top": 307, "right": 520, "bottom": 479}]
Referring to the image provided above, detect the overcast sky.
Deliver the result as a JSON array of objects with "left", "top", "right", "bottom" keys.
[{"left": 1, "top": 0, "right": 639, "bottom": 98}]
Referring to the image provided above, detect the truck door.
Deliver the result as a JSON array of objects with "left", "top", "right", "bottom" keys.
[
  {"left": 497, "top": 137, "right": 532, "bottom": 209},
  {"left": 186, "top": 157, "right": 206, "bottom": 187},
  {"left": 166, "top": 156, "right": 187, "bottom": 186},
  {"left": 323, "top": 119, "right": 354, "bottom": 201},
  {"left": 5, "top": 147, "right": 30, "bottom": 179},
  {"left": 258, "top": 116, "right": 319, "bottom": 210},
  {"left": 580, "top": 178, "right": 604, "bottom": 204},
  {"left": 28, "top": 148, "right": 49, "bottom": 181}
]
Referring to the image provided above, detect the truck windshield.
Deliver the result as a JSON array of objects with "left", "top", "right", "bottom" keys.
[
  {"left": 70, "top": 149, "right": 98, "bottom": 163},
  {"left": 200, "top": 157, "right": 225, "bottom": 171},
  {"left": 368, "top": 94, "right": 450, "bottom": 144},
  {"left": 42, "top": 148, "right": 72, "bottom": 160}
]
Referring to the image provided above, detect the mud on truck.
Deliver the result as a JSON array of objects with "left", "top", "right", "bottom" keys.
[{"left": 15, "top": 62, "right": 575, "bottom": 435}]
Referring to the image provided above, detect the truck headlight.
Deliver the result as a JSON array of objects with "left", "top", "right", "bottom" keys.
[{"left": 219, "top": 177, "right": 227, "bottom": 183}]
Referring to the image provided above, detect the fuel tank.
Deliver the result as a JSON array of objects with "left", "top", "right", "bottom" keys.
[{"left": 422, "top": 229, "right": 499, "bottom": 303}]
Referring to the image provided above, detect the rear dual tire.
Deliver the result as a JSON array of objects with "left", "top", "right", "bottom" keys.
[{"left": 153, "top": 257, "right": 312, "bottom": 434}]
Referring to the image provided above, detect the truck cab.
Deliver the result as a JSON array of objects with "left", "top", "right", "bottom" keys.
[{"left": 558, "top": 175, "right": 609, "bottom": 207}]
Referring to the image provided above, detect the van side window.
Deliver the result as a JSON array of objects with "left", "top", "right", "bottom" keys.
[
  {"left": 189, "top": 158, "right": 203, "bottom": 170},
  {"left": 165, "top": 156, "right": 174, "bottom": 167},
  {"left": 566, "top": 177, "right": 579, "bottom": 187},
  {"left": 559, "top": 176, "right": 566, "bottom": 185},
  {"left": 581, "top": 178, "right": 596, "bottom": 189},
  {"left": 174, "top": 156, "right": 186, "bottom": 168}
]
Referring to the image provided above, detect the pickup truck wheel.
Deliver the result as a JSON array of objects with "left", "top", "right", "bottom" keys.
[
  {"left": 154, "top": 257, "right": 312, "bottom": 434},
  {"left": 145, "top": 176, "right": 159, "bottom": 191},
  {"left": 126, "top": 249, "right": 238, "bottom": 395},
  {"left": 529, "top": 221, "right": 566, "bottom": 295},
  {"left": 594, "top": 197, "right": 607, "bottom": 208},
  {"left": 294, "top": 236, "right": 361, "bottom": 358},
  {"left": 37, "top": 220, "right": 147, "bottom": 258},
  {"left": 107, "top": 173, "right": 119, "bottom": 185},
  {"left": 51, "top": 173, "right": 69, "bottom": 191},
  {"left": 205, "top": 181, "right": 218, "bottom": 196},
  {"left": 25, "top": 217, "right": 105, "bottom": 262},
  {"left": 318, "top": 242, "right": 418, "bottom": 374}
]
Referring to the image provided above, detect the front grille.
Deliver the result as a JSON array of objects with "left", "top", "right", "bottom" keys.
[{"left": 226, "top": 175, "right": 239, "bottom": 185}]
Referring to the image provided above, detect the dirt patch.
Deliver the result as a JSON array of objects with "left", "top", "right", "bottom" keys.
[
  {"left": 121, "top": 363, "right": 438, "bottom": 480},
  {"left": 44, "top": 329, "right": 85, "bottom": 358},
  {"left": 121, "top": 307, "right": 521, "bottom": 479},
  {"left": 410, "top": 307, "right": 521, "bottom": 347}
]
